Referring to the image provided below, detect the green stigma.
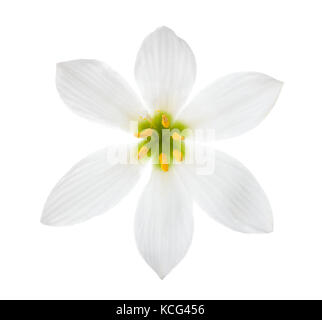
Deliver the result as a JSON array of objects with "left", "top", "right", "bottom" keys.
[{"left": 136, "top": 110, "right": 189, "bottom": 171}]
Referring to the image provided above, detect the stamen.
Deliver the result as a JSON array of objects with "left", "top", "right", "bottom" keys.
[
  {"left": 172, "top": 132, "right": 184, "bottom": 141},
  {"left": 173, "top": 149, "right": 183, "bottom": 162},
  {"left": 138, "top": 128, "right": 153, "bottom": 138},
  {"left": 161, "top": 114, "right": 170, "bottom": 128},
  {"left": 159, "top": 153, "right": 169, "bottom": 172},
  {"left": 138, "top": 145, "right": 149, "bottom": 160},
  {"left": 136, "top": 110, "right": 188, "bottom": 172}
]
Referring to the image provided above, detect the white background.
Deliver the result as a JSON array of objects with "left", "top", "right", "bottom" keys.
[{"left": 0, "top": 0, "right": 321, "bottom": 300}]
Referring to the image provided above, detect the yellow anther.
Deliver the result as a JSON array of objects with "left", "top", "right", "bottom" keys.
[
  {"left": 159, "top": 153, "right": 169, "bottom": 172},
  {"left": 172, "top": 131, "right": 184, "bottom": 141},
  {"left": 138, "top": 145, "right": 149, "bottom": 160},
  {"left": 159, "top": 153, "right": 168, "bottom": 164},
  {"left": 173, "top": 149, "right": 183, "bottom": 162},
  {"left": 161, "top": 114, "right": 170, "bottom": 128},
  {"left": 138, "top": 128, "right": 153, "bottom": 138},
  {"left": 161, "top": 163, "right": 169, "bottom": 172}
]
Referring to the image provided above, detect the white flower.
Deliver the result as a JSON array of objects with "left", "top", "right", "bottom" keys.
[{"left": 42, "top": 26, "right": 283, "bottom": 279}]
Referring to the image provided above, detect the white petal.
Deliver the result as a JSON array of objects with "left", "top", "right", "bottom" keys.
[
  {"left": 135, "top": 169, "right": 193, "bottom": 278},
  {"left": 135, "top": 26, "right": 196, "bottom": 116},
  {"left": 56, "top": 60, "right": 146, "bottom": 131},
  {"left": 176, "top": 150, "right": 273, "bottom": 233},
  {"left": 42, "top": 148, "right": 142, "bottom": 226},
  {"left": 178, "top": 72, "right": 283, "bottom": 139}
]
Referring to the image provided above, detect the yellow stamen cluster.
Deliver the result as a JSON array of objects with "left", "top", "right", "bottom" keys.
[{"left": 136, "top": 110, "right": 187, "bottom": 172}]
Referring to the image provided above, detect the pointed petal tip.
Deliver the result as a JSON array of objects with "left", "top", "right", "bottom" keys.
[
  {"left": 155, "top": 25, "right": 174, "bottom": 33},
  {"left": 153, "top": 267, "right": 170, "bottom": 280},
  {"left": 265, "top": 217, "right": 274, "bottom": 233},
  {"left": 246, "top": 72, "right": 284, "bottom": 90},
  {"left": 40, "top": 212, "right": 66, "bottom": 227},
  {"left": 273, "top": 77, "right": 284, "bottom": 91},
  {"left": 278, "top": 79, "right": 284, "bottom": 86},
  {"left": 264, "top": 222, "right": 274, "bottom": 234},
  {"left": 254, "top": 226, "right": 273, "bottom": 234},
  {"left": 40, "top": 216, "right": 83, "bottom": 227},
  {"left": 40, "top": 219, "right": 60, "bottom": 227},
  {"left": 56, "top": 60, "right": 70, "bottom": 71},
  {"left": 262, "top": 74, "right": 284, "bottom": 97},
  {"left": 158, "top": 273, "right": 166, "bottom": 280},
  {"left": 40, "top": 216, "right": 57, "bottom": 227},
  {"left": 56, "top": 60, "right": 76, "bottom": 78},
  {"left": 56, "top": 61, "right": 64, "bottom": 75},
  {"left": 41, "top": 203, "right": 63, "bottom": 226},
  {"left": 56, "top": 59, "right": 86, "bottom": 72},
  {"left": 234, "top": 206, "right": 274, "bottom": 234},
  {"left": 40, "top": 216, "right": 47, "bottom": 226},
  {"left": 277, "top": 80, "right": 284, "bottom": 96},
  {"left": 40, "top": 208, "right": 51, "bottom": 226},
  {"left": 40, "top": 209, "right": 83, "bottom": 227},
  {"left": 249, "top": 220, "right": 274, "bottom": 234}
]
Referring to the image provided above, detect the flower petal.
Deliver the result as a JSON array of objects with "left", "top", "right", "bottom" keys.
[
  {"left": 178, "top": 72, "right": 283, "bottom": 139},
  {"left": 135, "top": 169, "right": 193, "bottom": 279},
  {"left": 56, "top": 60, "right": 146, "bottom": 131},
  {"left": 176, "top": 150, "right": 273, "bottom": 233},
  {"left": 135, "top": 26, "right": 196, "bottom": 116},
  {"left": 42, "top": 148, "right": 142, "bottom": 226}
]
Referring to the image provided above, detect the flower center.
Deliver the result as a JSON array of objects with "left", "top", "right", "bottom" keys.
[{"left": 136, "top": 110, "right": 188, "bottom": 172}]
